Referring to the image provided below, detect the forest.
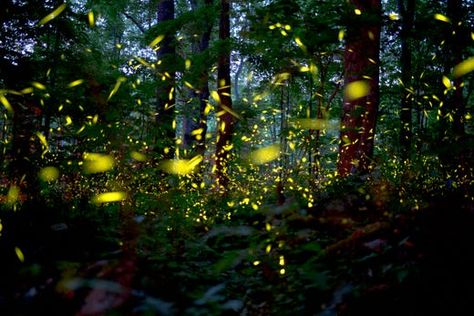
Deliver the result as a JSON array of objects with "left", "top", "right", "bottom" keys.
[{"left": 0, "top": 0, "right": 473, "bottom": 314}]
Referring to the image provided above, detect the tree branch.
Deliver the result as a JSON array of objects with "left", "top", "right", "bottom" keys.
[{"left": 123, "top": 12, "right": 146, "bottom": 34}]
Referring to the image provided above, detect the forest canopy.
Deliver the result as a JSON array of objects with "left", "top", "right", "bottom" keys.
[{"left": 0, "top": 0, "right": 473, "bottom": 315}]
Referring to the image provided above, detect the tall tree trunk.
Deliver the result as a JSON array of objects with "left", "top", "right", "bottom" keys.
[
  {"left": 156, "top": 0, "right": 175, "bottom": 159},
  {"left": 182, "top": 0, "right": 201, "bottom": 151},
  {"left": 184, "top": 0, "right": 213, "bottom": 157},
  {"left": 215, "top": 0, "right": 233, "bottom": 190},
  {"left": 444, "top": 0, "right": 466, "bottom": 137},
  {"left": 338, "top": 0, "right": 381, "bottom": 176},
  {"left": 195, "top": 0, "right": 213, "bottom": 156},
  {"left": 398, "top": 0, "right": 415, "bottom": 159}
]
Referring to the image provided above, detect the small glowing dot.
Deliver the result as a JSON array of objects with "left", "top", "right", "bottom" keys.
[
  {"left": 279, "top": 255, "right": 285, "bottom": 266},
  {"left": 266, "top": 244, "right": 272, "bottom": 253},
  {"left": 265, "top": 223, "right": 271, "bottom": 231}
]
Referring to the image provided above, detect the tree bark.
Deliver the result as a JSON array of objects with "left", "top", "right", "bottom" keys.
[
  {"left": 184, "top": 0, "right": 213, "bottom": 157},
  {"left": 156, "top": 0, "right": 176, "bottom": 159},
  {"left": 215, "top": 0, "right": 234, "bottom": 190},
  {"left": 338, "top": 0, "right": 381, "bottom": 176}
]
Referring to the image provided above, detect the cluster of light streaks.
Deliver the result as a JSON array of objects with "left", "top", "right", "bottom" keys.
[{"left": 0, "top": 7, "right": 472, "bottom": 287}]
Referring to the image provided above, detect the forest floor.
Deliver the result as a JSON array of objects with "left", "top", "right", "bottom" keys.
[{"left": 1, "top": 178, "right": 473, "bottom": 315}]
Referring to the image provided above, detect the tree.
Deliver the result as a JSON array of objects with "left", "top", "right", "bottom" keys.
[
  {"left": 156, "top": 0, "right": 176, "bottom": 159},
  {"left": 338, "top": 0, "right": 381, "bottom": 176},
  {"left": 215, "top": 0, "right": 234, "bottom": 190},
  {"left": 398, "top": 0, "right": 415, "bottom": 158},
  {"left": 182, "top": 0, "right": 214, "bottom": 157}
]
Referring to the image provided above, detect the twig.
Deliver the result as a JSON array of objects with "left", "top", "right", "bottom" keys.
[{"left": 123, "top": 12, "right": 146, "bottom": 34}]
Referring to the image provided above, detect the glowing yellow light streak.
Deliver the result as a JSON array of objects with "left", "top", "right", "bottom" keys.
[
  {"left": 248, "top": 144, "right": 280, "bottom": 165},
  {"left": 131, "top": 151, "right": 147, "bottom": 161},
  {"left": 108, "top": 76, "right": 126, "bottom": 101},
  {"left": 0, "top": 94, "right": 13, "bottom": 113},
  {"left": 39, "top": 166, "right": 59, "bottom": 182},
  {"left": 442, "top": 75, "right": 452, "bottom": 89},
  {"left": 338, "top": 29, "right": 345, "bottom": 41},
  {"left": 15, "top": 247, "right": 25, "bottom": 262},
  {"left": 88, "top": 11, "right": 95, "bottom": 27},
  {"left": 36, "top": 132, "right": 48, "bottom": 150},
  {"left": 92, "top": 192, "right": 127, "bottom": 204},
  {"left": 83, "top": 153, "right": 114, "bottom": 173},
  {"left": 292, "top": 118, "right": 337, "bottom": 130},
  {"left": 160, "top": 155, "right": 203, "bottom": 175},
  {"left": 434, "top": 13, "right": 450, "bottom": 23},
  {"left": 32, "top": 82, "right": 46, "bottom": 90},
  {"left": 345, "top": 80, "right": 370, "bottom": 101},
  {"left": 38, "top": 3, "right": 67, "bottom": 26},
  {"left": 67, "top": 79, "right": 84, "bottom": 88},
  {"left": 149, "top": 34, "right": 165, "bottom": 48},
  {"left": 453, "top": 57, "right": 474, "bottom": 78},
  {"left": 7, "top": 185, "right": 20, "bottom": 205}
]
